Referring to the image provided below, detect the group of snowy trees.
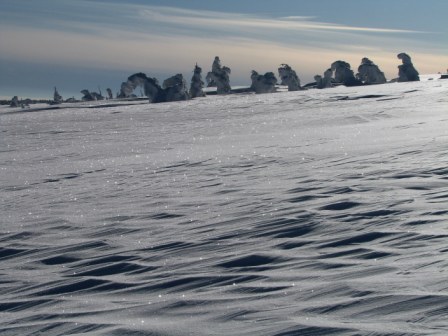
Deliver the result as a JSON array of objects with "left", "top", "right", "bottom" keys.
[
  {"left": 6, "top": 52, "right": 421, "bottom": 107},
  {"left": 116, "top": 52, "right": 419, "bottom": 104},
  {"left": 311, "top": 53, "right": 419, "bottom": 89}
]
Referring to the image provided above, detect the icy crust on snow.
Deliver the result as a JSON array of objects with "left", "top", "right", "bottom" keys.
[{"left": 1, "top": 80, "right": 448, "bottom": 335}]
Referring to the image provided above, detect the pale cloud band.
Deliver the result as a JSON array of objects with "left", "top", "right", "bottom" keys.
[{"left": 137, "top": 5, "right": 421, "bottom": 34}]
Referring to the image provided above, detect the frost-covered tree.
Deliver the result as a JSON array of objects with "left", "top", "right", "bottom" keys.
[
  {"left": 206, "top": 57, "right": 231, "bottom": 94},
  {"left": 118, "top": 73, "right": 154, "bottom": 99},
  {"left": 163, "top": 74, "right": 190, "bottom": 102},
  {"left": 397, "top": 53, "right": 420, "bottom": 82},
  {"left": 331, "top": 61, "right": 362, "bottom": 86},
  {"left": 117, "top": 72, "right": 191, "bottom": 103},
  {"left": 190, "top": 64, "right": 206, "bottom": 98},
  {"left": 9, "top": 96, "right": 19, "bottom": 107},
  {"left": 80, "top": 89, "right": 103, "bottom": 101},
  {"left": 278, "top": 64, "right": 301, "bottom": 91},
  {"left": 356, "top": 58, "right": 387, "bottom": 85},
  {"left": 250, "top": 71, "right": 277, "bottom": 94},
  {"left": 53, "top": 87, "right": 63, "bottom": 104},
  {"left": 315, "top": 69, "right": 333, "bottom": 89}
]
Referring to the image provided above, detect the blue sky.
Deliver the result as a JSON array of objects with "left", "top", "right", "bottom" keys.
[{"left": 1, "top": 0, "right": 447, "bottom": 99}]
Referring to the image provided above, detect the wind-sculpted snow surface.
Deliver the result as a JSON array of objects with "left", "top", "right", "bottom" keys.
[{"left": 1, "top": 79, "right": 448, "bottom": 335}]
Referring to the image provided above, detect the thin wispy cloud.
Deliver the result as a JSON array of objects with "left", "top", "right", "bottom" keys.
[
  {"left": 0, "top": 2, "right": 428, "bottom": 66},
  {"left": 137, "top": 6, "right": 421, "bottom": 34}
]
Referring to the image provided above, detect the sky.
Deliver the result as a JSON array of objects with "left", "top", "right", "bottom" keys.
[{"left": 1, "top": 0, "right": 447, "bottom": 99}]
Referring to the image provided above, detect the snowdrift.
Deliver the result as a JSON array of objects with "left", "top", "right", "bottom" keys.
[{"left": 1, "top": 79, "right": 448, "bottom": 335}]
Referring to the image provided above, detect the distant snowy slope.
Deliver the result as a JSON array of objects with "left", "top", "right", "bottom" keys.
[{"left": 419, "top": 73, "right": 448, "bottom": 81}]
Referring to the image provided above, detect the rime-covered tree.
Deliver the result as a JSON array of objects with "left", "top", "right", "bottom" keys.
[
  {"left": 117, "top": 72, "right": 191, "bottom": 103},
  {"left": 9, "top": 96, "right": 19, "bottom": 107},
  {"left": 53, "top": 87, "right": 63, "bottom": 104},
  {"left": 278, "top": 64, "right": 301, "bottom": 91},
  {"left": 190, "top": 64, "right": 206, "bottom": 98},
  {"left": 250, "top": 71, "right": 277, "bottom": 94},
  {"left": 331, "top": 61, "right": 361, "bottom": 86},
  {"left": 397, "top": 53, "right": 420, "bottom": 82},
  {"left": 206, "top": 57, "right": 231, "bottom": 94},
  {"left": 356, "top": 58, "right": 387, "bottom": 85},
  {"left": 80, "top": 89, "right": 103, "bottom": 101},
  {"left": 163, "top": 74, "right": 190, "bottom": 102},
  {"left": 314, "top": 69, "right": 333, "bottom": 89}
]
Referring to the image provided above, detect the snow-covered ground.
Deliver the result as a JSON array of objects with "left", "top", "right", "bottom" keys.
[{"left": 1, "top": 79, "right": 448, "bottom": 335}]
